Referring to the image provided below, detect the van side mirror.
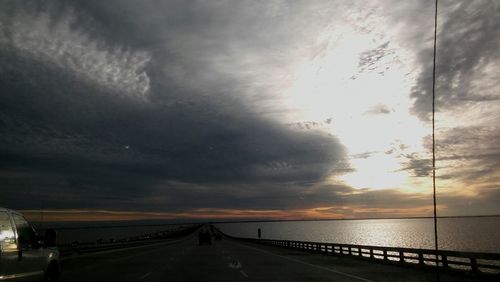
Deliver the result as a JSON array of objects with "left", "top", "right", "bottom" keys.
[
  {"left": 44, "top": 229, "right": 57, "bottom": 247},
  {"left": 33, "top": 235, "right": 44, "bottom": 249},
  {"left": 17, "top": 235, "right": 27, "bottom": 245}
]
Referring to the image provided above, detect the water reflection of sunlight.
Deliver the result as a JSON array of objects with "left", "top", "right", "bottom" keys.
[{"left": 354, "top": 219, "right": 429, "bottom": 248}]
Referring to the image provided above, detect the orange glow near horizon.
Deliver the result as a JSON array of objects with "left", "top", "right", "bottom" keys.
[{"left": 20, "top": 205, "right": 446, "bottom": 223}]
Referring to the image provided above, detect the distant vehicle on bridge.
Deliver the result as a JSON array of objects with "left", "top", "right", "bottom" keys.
[
  {"left": 213, "top": 232, "right": 222, "bottom": 240},
  {"left": 198, "top": 229, "right": 212, "bottom": 245},
  {"left": 0, "top": 207, "right": 60, "bottom": 281}
]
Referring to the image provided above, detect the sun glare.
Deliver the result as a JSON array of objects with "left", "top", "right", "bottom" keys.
[
  {"left": 285, "top": 25, "right": 429, "bottom": 191},
  {"left": 337, "top": 153, "right": 408, "bottom": 190}
]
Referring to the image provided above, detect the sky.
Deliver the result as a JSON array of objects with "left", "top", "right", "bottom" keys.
[{"left": 0, "top": 0, "right": 499, "bottom": 222}]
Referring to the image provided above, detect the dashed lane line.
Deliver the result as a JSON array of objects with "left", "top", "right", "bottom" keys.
[
  {"left": 240, "top": 270, "right": 249, "bottom": 278},
  {"left": 228, "top": 240, "right": 376, "bottom": 282},
  {"left": 139, "top": 271, "right": 153, "bottom": 280},
  {"left": 61, "top": 235, "right": 192, "bottom": 261}
]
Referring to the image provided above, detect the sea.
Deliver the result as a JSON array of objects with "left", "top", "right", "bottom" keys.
[{"left": 215, "top": 217, "right": 500, "bottom": 253}]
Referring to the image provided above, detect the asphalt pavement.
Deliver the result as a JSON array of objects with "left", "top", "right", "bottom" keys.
[{"left": 60, "top": 232, "right": 484, "bottom": 282}]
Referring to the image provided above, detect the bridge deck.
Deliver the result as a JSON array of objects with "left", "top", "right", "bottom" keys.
[{"left": 61, "top": 234, "right": 486, "bottom": 282}]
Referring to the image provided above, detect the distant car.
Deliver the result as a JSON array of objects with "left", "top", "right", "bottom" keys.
[
  {"left": 213, "top": 233, "right": 222, "bottom": 240},
  {"left": 198, "top": 230, "right": 212, "bottom": 245},
  {"left": 0, "top": 207, "right": 60, "bottom": 281}
]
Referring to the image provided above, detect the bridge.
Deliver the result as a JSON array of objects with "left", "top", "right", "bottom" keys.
[{"left": 59, "top": 226, "right": 498, "bottom": 282}]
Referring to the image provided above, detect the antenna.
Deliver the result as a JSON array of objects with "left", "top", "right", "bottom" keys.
[
  {"left": 40, "top": 199, "right": 44, "bottom": 230},
  {"left": 431, "top": 0, "right": 440, "bottom": 281}
]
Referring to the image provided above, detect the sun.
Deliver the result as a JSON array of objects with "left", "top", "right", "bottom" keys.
[{"left": 283, "top": 25, "right": 429, "bottom": 191}]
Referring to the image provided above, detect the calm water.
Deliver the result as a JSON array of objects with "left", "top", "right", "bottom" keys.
[{"left": 216, "top": 217, "right": 500, "bottom": 253}]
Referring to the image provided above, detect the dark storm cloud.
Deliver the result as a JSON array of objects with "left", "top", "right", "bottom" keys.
[
  {"left": 132, "top": 183, "right": 419, "bottom": 215},
  {"left": 397, "top": 125, "right": 500, "bottom": 180},
  {"left": 400, "top": 153, "right": 432, "bottom": 178},
  {"left": 433, "top": 126, "right": 500, "bottom": 184},
  {"left": 410, "top": 0, "right": 500, "bottom": 121},
  {"left": 423, "top": 185, "right": 500, "bottom": 217},
  {"left": 0, "top": 0, "right": 350, "bottom": 212},
  {"left": 2, "top": 0, "right": 498, "bottom": 218},
  {"left": 398, "top": 124, "right": 499, "bottom": 200}
]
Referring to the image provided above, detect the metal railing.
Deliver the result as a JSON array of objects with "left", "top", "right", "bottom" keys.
[
  {"left": 221, "top": 233, "right": 500, "bottom": 277},
  {"left": 59, "top": 224, "right": 201, "bottom": 256}
]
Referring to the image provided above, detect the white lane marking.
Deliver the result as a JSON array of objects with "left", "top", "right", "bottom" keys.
[
  {"left": 0, "top": 270, "right": 44, "bottom": 280},
  {"left": 61, "top": 235, "right": 192, "bottom": 261},
  {"left": 232, "top": 241, "right": 376, "bottom": 282},
  {"left": 223, "top": 250, "right": 248, "bottom": 278},
  {"left": 228, "top": 259, "right": 242, "bottom": 269},
  {"left": 139, "top": 271, "right": 153, "bottom": 280},
  {"left": 240, "top": 270, "right": 249, "bottom": 278}
]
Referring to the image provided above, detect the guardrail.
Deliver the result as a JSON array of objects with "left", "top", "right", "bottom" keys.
[
  {"left": 220, "top": 232, "right": 500, "bottom": 277},
  {"left": 60, "top": 224, "right": 201, "bottom": 256},
  {"left": 59, "top": 238, "right": 176, "bottom": 256}
]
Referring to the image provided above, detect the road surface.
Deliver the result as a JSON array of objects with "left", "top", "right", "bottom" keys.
[{"left": 61, "top": 233, "right": 483, "bottom": 282}]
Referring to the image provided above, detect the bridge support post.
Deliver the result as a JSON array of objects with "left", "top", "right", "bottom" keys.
[
  {"left": 471, "top": 257, "right": 478, "bottom": 274},
  {"left": 442, "top": 255, "right": 448, "bottom": 268},
  {"left": 418, "top": 252, "right": 424, "bottom": 265}
]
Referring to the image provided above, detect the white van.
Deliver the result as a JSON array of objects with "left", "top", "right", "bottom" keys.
[{"left": 0, "top": 208, "right": 60, "bottom": 281}]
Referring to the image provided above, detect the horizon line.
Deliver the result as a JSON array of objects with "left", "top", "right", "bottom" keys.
[{"left": 30, "top": 214, "right": 500, "bottom": 229}]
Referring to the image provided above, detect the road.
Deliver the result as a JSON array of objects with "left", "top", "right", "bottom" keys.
[{"left": 61, "top": 233, "right": 482, "bottom": 282}]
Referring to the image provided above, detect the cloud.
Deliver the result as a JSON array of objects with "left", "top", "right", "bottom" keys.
[
  {"left": 364, "top": 104, "right": 392, "bottom": 115},
  {"left": 356, "top": 41, "right": 397, "bottom": 77},
  {"left": 433, "top": 126, "right": 500, "bottom": 186},
  {"left": 374, "top": 0, "right": 500, "bottom": 215},
  {"left": 0, "top": 2, "right": 151, "bottom": 100},
  {"left": 1, "top": 0, "right": 499, "bottom": 219},
  {"left": 0, "top": 0, "right": 350, "bottom": 213},
  {"left": 22, "top": 183, "right": 500, "bottom": 221},
  {"left": 410, "top": 0, "right": 500, "bottom": 121},
  {"left": 399, "top": 153, "right": 432, "bottom": 178}
]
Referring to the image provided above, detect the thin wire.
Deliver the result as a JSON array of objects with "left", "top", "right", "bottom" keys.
[
  {"left": 41, "top": 200, "right": 44, "bottom": 229},
  {"left": 432, "top": 0, "right": 440, "bottom": 281}
]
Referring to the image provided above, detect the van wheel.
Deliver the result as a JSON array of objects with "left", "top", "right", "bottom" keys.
[{"left": 44, "top": 262, "right": 60, "bottom": 282}]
